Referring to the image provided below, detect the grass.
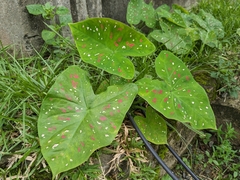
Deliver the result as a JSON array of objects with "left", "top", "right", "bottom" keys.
[{"left": 0, "top": 0, "right": 240, "bottom": 179}]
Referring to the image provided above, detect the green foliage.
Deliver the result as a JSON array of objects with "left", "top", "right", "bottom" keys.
[
  {"left": 136, "top": 51, "right": 216, "bottom": 129},
  {"left": 127, "top": 0, "right": 225, "bottom": 55},
  {"left": 69, "top": 18, "right": 155, "bottom": 79},
  {"left": 37, "top": 17, "right": 216, "bottom": 177},
  {"left": 127, "top": 0, "right": 156, "bottom": 28},
  {"left": 134, "top": 106, "right": 167, "bottom": 144},
  {"left": 38, "top": 66, "right": 138, "bottom": 177},
  {"left": 26, "top": 2, "right": 72, "bottom": 46},
  {"left": 201, "top": 123, "right": 240, "bottom": 179},
  {"left": 210, "top": 56, "right": 240, "bottom": 98}
]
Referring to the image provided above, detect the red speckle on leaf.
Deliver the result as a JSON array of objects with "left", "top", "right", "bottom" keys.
[
  {"left": 58, "top": 116, "right": 71, "bottom": 121},
  {"left": 91, "top": 135, "right": 95, "bottom": 141},
  {"left": 114, "top": 41, "right": 119, "bottom": 47},
  {"left": 146, "top": 89, "right": 149, "bottom": 93},
  {"left": 152, "top": 98, "right": 157, "bottom": 103},
  {"left": 48, "top": 126, "right": 56, "bottom": 131},
  {"left": 152, "top": 89, "right": 157, "bottom": 94},
  {"left": 59, "top": 108, "right": 66, "bottom": 113},
  {"left": 186, "top": 76, "right": 190, "bottom": 81},
  {"left": 82, "top": 44, "right": 86, "bottom": 48},
  {"left": 49, "top": 98, "right": 53, "bottom": 101},
  {"left": 117, "top": 27, "right": 123, "bottom": 31},
  {"left": 117, "top": 37, "right": 122, "bottom": 42},
  {"left": 168, "top": 67, "right": 172, "bottom": 71},
  {"left": 118, "top": 99, "right": 123, "bottom": 103},
  {"left": 140, "top": 39, "right": 143, "bottom": 42},
  {"left": 126, "top": 41, "right": 135, "bottom": 48},
  {"left": 61, "top": 135, "right": 66, "bottom": 139},
  {"left": 78, "top": 147, "right": 81, "bottom": 152},
  {"left": 110, "top": 32, "right": 113, "bottom": 39},
  {"left": 170, "top": 111, "right": 175, "bottom": 115},
  {"left": 89, "top": 124, "right": 94, "bottom": 129},
  {"left": 70, "top": 74, "right": 79, "bottom": 79},
  {"left": 100, "top": 24, "right": 104, "bottom": 29},
  {"left": 178, "top": 74, "right": 181, "bottom": 78},
  {"left": 173, "top": 71, "right": 176, "bottom": 75},
  {"left": 67, "top": 106, "right": 73, "bottom": 110},
  {"left": 97, "top": 53, "right": 104, "bottom": 62},
  {"left": 177, "top": 104, "right": 181, "bottom": 108},
  {"left": 166, "top": 54, "right": 169, "bottom": 57},
  {"left": 117, "top": 109, "right": 121, "bottom": 113},
  {"left": 164, "top": 97, "right": 168, "bottom": 102},
  {"left": 110, "top": 122, "right": 116, "bottom": 129},
  {"left": 109, "top": 112, "right": 114, "bottom": 116},
  {"left": 118, "top": 68, "right": 122, "bottom": 73},
  {"left": 187, "top": 89, "right": 191, "bottom": 93},
  {"left": 158, "top": 90, "right": 163, "bottom": 94},
  {"left": 72, "top": 80, "right": 78, "bottom": 89},
  {"left": 100, "top": 116, "right": 107, "bottom": 121},
  {"left": 80, "top": 142, "right": 85, "bottom": 147},
  {"left": 103, "top": 104, "right": 111, "bottom": 110},
  {"left": 65, "top": 95, "right": 72, "bottom": 100}
]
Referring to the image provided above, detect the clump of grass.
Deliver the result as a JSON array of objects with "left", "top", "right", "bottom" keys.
[
  {"left": 189, "top": 0, "right": 240, "bottom": 98},
  {"left": 192, "top": 0, "right": 240, "bottom": 38}
]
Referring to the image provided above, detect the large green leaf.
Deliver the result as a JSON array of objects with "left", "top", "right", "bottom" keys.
[
  {"left": 150, "top": 28, "right": 192, "bottom": 55},
  {"left": 38, "top": 66, "right": 138, "bottom": 177},
  {"left": 134, "top": 106, "right": 167, "bottom": 144},
  {"left": 136, "top": 51, "right": 216, "bottom": 130},
  {"left": 69, "top": 18, "right": 155, "bottom": 79},
  {"left": 127, "top": 0, "right": 156, "bottom": 28}
]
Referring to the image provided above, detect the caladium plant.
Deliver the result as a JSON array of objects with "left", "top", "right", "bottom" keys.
[
  {"left": 38, "top": 17, "right": 216, "bottom": 178},
  {"left": 126, "top": 0, "right": 225, "bottom": 54}
]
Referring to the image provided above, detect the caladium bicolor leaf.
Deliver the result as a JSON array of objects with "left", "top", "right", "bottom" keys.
[
  {"left": 134, "top": 106, "right": 167, "bottom": 144},
  {"left": 150, "top": 27, "right": 192, "bottom": 55},
  {"left": 191, "top": 9, "right": 225, "bottom": 39},
  {"left": 38, "top": 66, "right": 138, "bottom": 177},
  {"left": 69, "top": 18, "right": 155, "bottom": 79},
  {"left": 127, "top": 0, "right": 156, "bottom": 28},
  {"left": 136, "top": 51, "right": 216, "bottom": 130}
]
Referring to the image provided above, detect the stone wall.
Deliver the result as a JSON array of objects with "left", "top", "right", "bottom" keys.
[{"left": 0, "top": 0, "right": 196, "bottom": 54}]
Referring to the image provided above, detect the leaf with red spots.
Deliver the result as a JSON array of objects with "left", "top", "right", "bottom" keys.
[
  {"left": 127, "top": 0, "right": 156, "bottom": 28},
  {"left": 38, "top": 66, "right": 138, "bottom": 177},
  {"left": 69, "top": 18, "right": 155, "bottom": 79},
  {"left": 134, "top": 106, "right": 167, "bottom": 144},
  {"left": 136, "top": 50, "right": 216, "bottom": 130}
]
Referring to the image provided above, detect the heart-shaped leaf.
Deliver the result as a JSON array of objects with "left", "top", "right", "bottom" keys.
[
  {"left": 134, "top": 106, "right": 167, "bottom": 144},
  {"left": 127, "top": 0, "right": 156, "bottom": 28},
  {"left": 69, "top": 18, "right": 155, "bottom": 79},
  {"left": 136, "top": 51, "right": 216, "bottom": 130},
  {"left": 38, "top": 66, "right": 138, "bottom": 177}
]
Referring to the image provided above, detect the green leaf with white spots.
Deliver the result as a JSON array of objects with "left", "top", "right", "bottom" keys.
[
  {"left": 150, "top": 27, "right": 193, "bottom": 55},
  {"left": 134, "top": 106, "right": 167, "bottom": 144},
  {"left": 136, "top": 51, "right": 216, "bottom": 130},
  {"left": 38, "top": 66, "right": 138, "bottom": 177},
  {"left": 127, "top": 0, "right": 156, "bottom": 28},
  {"left": 69, "top": 18, "right": 156, "bottom": 79}
]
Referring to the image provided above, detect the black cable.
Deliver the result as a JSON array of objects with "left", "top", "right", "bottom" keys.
[
  {"left": 127, "top": 112, "right": 179, "bottom": 180},
  {"left": 134, "top": 108, "right": 199, "bottom": 178},
  {"left": 165, "top": 144, "right": 200, "bottom": 180}
]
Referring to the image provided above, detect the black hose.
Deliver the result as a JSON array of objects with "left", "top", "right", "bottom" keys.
[
  {"left": 127, "top": 112, "right": 179, "bottom": 180},
  {"left": 165, "top": 144, "right": 199, "bottom": 180}
]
